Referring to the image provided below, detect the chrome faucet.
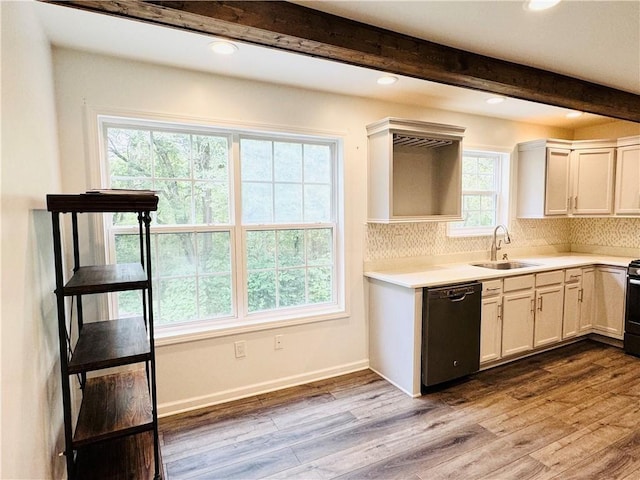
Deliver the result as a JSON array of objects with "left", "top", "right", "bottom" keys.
[{"left": 491, "top": 224, "right": 511, "bottom": 261}]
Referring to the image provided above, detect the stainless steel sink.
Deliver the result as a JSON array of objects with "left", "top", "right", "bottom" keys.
[{"left": 471, "top": 261, "right": 540, "bottom": 270}]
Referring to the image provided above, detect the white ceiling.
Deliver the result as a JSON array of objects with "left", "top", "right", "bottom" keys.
[{"left": 35, "top": 0, "right": 640, "bottom": 130}]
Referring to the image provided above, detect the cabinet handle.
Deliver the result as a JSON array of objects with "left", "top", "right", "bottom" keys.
[
  {"left": 486, "top": 287, "right": 501, "bottom": 292},
  {"left": 567, "top": 197, "right": 571, "bottom": 210},
  {"left": 531, "top": 299, "right": 535, "bottom": 313},
  {"left": 579, "top": 288, "right": 583, "bottom": 302},
  {"left": 574, "top": 196, "right": 578, "bottom": 209},
  {"left": 497, "top": 303, "right": 502, "bottom": 320},
  {"left": 538, "top": 296, "right": 543, "bottom": 311}
]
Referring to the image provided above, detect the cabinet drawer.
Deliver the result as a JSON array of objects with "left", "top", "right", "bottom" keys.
[
  {"left": 503, "top": 275, "right": 534, "bottom": 292},
  {"left": 536, "top": 270, "right": 564, "bottom": 287},
  {"left": 482, "top": 280, "right": 502, "bottom": 297},
  {"left": 564, "top": 268, "right": 582, "bottom": 283}
]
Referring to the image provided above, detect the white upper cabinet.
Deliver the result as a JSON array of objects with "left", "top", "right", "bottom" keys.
[
  {"left": 571, "top": 147, "right": 616, "bottom": 215},
  {"left": 517, "top": 139, "right": 572, "bottom": 218},
  {"left": 545, "top": 147, "right": 572, "bottom": 215},
  {"left": 614, "top": 136, "right": 640, "bottom": 215},
  {"left": 517, "top": 138, "right": 616, "bottom": 218},
  {"left": 366, "top": 118, "right": 465, "bottom": 223}
]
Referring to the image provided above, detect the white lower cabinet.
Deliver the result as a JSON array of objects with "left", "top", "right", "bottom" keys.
[
  {"left": 482, "top": 265, "right": 628, "bottom": 366},
  {"left": 501, "top": 275, "right": 535, "bottom": 357},
  {"left": 594, "top": 266, "right": 626, "bottom": 338},
  {"left": 534, "top": 285, "right": 565, "bottom": 347},
  {"left": 488, "top": 267, "right": 603, "bottom": 363},
  {"left": 534, "top": 270, "right": 565, "bottom": 347},
  {"left": 480, "top": 280, "right": 502, "bottom": 363},
  {"left": 579, "top": 268, "right": 595, "bottom": 333},
  {"left": 563, "top": 268, "right": 583, "bottom": 339}
]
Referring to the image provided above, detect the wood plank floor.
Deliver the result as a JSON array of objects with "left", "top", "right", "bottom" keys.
[{"left": 159, "top": 340, "right": 640, "bottom": 479}]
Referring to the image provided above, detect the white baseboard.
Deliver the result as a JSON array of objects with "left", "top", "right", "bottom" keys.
[
  {"left": 368, "top": 366, "right": 421, "bottom": 398},
  {"left": 157, "top": 359, "right": 370, "bottom": 417}
]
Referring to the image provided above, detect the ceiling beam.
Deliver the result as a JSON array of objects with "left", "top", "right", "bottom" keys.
[{"left": 44, "top": 0, "right": 640, "bottom": 123}]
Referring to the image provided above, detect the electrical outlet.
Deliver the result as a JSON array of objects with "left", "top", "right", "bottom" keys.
[
  {"left": 275, "top": 334, "right": 284, "bottom": 350},
  {"left": 234, "top": 340, "right": 246, "bottom": 358}
]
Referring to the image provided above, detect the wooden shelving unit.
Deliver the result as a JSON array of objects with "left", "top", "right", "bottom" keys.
[{"left": 47, "top": 191, "right": 162, "bottom": 480}]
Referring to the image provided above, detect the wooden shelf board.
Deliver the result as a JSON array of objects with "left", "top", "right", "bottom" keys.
[
  {"left": 47, "top": 192, "right": 158, "bottom": 213},
  {"left": 73, "top": 370, "right": 154, "bottom": 447},
  {"left": 69, "top": 317, "right": 151, "bottom": 374},
  {"left": 75, "top": 431, "right": 162, "bottom": 480},
  {"left": 63, "top": 263, "right": 148, "bottom": 295}
]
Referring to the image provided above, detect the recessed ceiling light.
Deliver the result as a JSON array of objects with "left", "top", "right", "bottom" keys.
[
  {"left": 486, "top": 96, "right": 506, "bottom": 105},
  {"left": 377, "top": 75, "right": 398, "bottom": 85},
  {"left": 209, "top": 40, "right": 238, "bottom": 55},
  {"left": 524, "top": 0, "right": 561, "bottom": 11},
  {"left": 566, "top": 111, "right": 584, "bottom": 118}
]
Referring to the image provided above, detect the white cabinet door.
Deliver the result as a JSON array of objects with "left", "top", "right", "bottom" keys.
[
  {"left": 594, "top": 266, "right": 626, "bottom": 337},
  {"left": 481, "top": 295, "right": 502, "bottom": 363},
  {"left": 563, "top": 282, "right": 581, "bottom": 339},
  {"left": 502, "top": 290, "right": 535, "bottom": 356},
  {"left": 615, "top": 144, "right": 640, "bottom": 215},
  {"left": 534, "top": 285, "right": 564, "bottom": 347},
  {"left": 545, "top": 148, "right": 572, "bottom": 216},
  {"left": 572, "top": 148, "right": 615, "bottom": 215},
  {"left": 579, "top": 268, "right": 595, "bottom": 334}
]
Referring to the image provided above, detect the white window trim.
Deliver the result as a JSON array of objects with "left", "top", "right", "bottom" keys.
[
  {"left": 87, "top": 107, "right": 347, "bottom": 343},
  {"left": 448, "top": 147, "right": 511, "bottom": 238}
]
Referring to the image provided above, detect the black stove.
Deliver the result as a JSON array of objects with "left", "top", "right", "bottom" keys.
[
  {"left": 624, "top": 259, "right": 640, "bottom": 356},
  {"left": 629, "top": 259, "right": 640, "bottom": 278}
]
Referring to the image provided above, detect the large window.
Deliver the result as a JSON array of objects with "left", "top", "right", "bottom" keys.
[
  {"left": 100, "top": 117, "right": 342, "bottom": 333},
  {"left": 449, "top": 150, "right": 509, "bottom": 236}
]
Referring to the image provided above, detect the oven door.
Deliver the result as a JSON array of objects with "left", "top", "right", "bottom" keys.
[{"left": 626, "top": 276, "right": 640, "bottom": 335}]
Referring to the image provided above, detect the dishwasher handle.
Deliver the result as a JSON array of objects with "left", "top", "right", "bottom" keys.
[
  {"left": 450, "top": 293, "right": 468, "bottom": 302},
  {"left": 427, "top": 282, "right": 481, "bottom": 301}
]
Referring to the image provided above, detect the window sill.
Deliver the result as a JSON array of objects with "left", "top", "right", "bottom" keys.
[{"left": 154, "top": 306, "right": 349, "bottom": 346}]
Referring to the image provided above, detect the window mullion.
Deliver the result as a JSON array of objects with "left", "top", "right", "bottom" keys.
[
  {"left": 301, "top": 144, "right": 306, "bottom": 223},
  {"left": 274, "top": 230, "right": 280, "bottom": 310},
  {"left": 189, "top": 134, "right": 196, "bottom": 231},
  {"left": 271, "top": 141, "right": 276, "bottom": 224},
  {"left": 232, "top": 134, "right": 245, "bottom": 319}
]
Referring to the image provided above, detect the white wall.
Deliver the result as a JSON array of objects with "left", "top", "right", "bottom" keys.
[
  {"left": 1, "top": 2, "right": 64, "bottom": 478},
  {"left": 52, "top": 48, "right": 577, "bottom": 415}
]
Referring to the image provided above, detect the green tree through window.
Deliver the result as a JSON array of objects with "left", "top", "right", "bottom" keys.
[{"left": 101, "top": 119, "right": 339, "bottom": 328}]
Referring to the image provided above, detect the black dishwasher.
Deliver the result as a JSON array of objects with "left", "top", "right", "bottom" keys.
[{"left": 422, "top": 282, "right": 482, "bottom": 389}]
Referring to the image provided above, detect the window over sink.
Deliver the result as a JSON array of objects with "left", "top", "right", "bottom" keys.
[{"left": 448, "top": 149, "right": 510, "bottom": 237}]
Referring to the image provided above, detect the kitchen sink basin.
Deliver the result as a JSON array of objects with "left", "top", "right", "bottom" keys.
[{"left": 471, "top": 261, "right": 540, "bottom": 270}]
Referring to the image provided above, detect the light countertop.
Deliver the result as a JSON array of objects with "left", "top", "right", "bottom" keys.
[{"left": 364, "top": 253, "right": 635, "bottom": 289}]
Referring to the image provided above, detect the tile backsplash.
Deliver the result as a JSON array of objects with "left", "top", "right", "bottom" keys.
[
  {"left": 571, "top": 217, "right": 640, "bottom": 250},
  {"left": 365, "top": 217, "right": 640, "bottom": 265}
]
